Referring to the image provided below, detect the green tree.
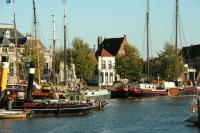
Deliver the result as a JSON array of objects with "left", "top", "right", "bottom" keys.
[
  {"left": 115, "top": 44, "right": 143, "bottom": 81},
  {"left": 155, "top": 42, "right": 184, "bottom": 81},
  {"left": 19, "top": 40, "right": 45, "bottom": 82},
  {"left": 71, "top": 38, "right": 96, "bottom": 81}
]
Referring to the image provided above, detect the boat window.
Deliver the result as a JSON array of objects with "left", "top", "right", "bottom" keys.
[{"left": 92, "top": 92, "right": 94, "bottom": 94}]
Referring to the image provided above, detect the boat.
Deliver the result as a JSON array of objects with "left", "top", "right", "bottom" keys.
[
  {"left": 8, "top": 0, "right": 94, "bottom": 117},
  {"left": 12, "top": 102, "right": 92, "bottom": 117},
  {"left": 81, "top": 89, "right": 110, "bottom": 99},
  {"left": 12, "top": 89, "right": 94, "bottom": 117},
  {"left": 126, "top": 82, "right": 168, "bottom": 97},
  {"left": 0, "top": 109, "right": 29, "bottom": 119},
  {"left": 126, "top": 0, "right": 197, "bottom": 98},
  {"left": 185, "top": 87, "right": 200, "bottom": 125},
  {"left": 110, "top": 81, "right": 128, "bottom": 98}
]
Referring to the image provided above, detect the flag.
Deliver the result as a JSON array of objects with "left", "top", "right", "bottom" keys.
[{"left": 6, "top": 0, "right": 11, "bottom": 4}]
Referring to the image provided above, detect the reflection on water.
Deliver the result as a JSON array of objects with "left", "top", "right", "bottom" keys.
[{"left": 1, "top": 97, "right": 200, "bottom": 133}]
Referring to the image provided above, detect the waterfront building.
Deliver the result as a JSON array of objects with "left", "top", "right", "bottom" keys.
[
  {"left": 0, "top": 23, "right": 26, "bottom": 84},
  {"left": 181, "top": 44, "right": 200, "bottom": 83},
  {"left": 94, "top": 35, "right": 128, "bottom": 86},
  {"left": 0, "top": 23, "right": 52, "bottom": 84}
]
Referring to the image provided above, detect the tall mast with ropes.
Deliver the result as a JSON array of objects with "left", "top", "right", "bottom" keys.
[
  {"left": 146, "top": 0, "right": 150, "bottom": 81},
  {"left": 175, "top": 0, "right": 179, "bottom": 80},
  {"left": 32, "top": 0, "right": 40, "bottom": 85},
  {"left": 63, "top": 0, "right": 67, "bottom": 85},
  {"left": 52, "top": 15, "right": 56, "bottom": 85},
  {"left": 12, "top": 0, "right": 19, "bottom": 84}
]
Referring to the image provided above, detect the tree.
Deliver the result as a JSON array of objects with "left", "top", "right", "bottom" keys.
[
  {"left": 115, "top": 44, "right": 143, "bottom": 81},
  {"left": 155, "top": 42, "right": 184, "bottom": 81},
  {"left": 19, "top": 39, "right": 45, "bottom": 82},
  {"left": 71, "top": 38, "right": 96, "bottom": 81}
]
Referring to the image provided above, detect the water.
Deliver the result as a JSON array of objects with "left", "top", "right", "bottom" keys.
[{"left": 0, "top": 97, "right": 200, "bottom": 133}]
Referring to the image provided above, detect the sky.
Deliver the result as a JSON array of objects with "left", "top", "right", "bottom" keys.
[{"left": 0, "top": 0, "right": 200, "bottom": 58}]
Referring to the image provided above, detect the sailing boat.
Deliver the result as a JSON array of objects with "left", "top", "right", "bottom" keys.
[
  {"left": 11, "top": 0, "right": 95, "bottom": 116},
  {"left": 167, "top": 0, "right": 197, "bottom": 96},
  {"left": 126, "top": 0, "right": 169, "bottom": 97},
  {"left": 127, "top": 0, "right": 197, "bottom": 97}
]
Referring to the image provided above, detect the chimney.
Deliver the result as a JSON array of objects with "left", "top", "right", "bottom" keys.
[
  {"left": 93, "top": 45, "right": 96, "bottom": 52},
  {"left": 97, "top": 36, "right": 103, "bottom": 46},
  {"left": 124, "top": 34, "right": 126, "bottom": 39}
]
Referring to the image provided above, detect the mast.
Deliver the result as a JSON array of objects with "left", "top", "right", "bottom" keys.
[
  {"left": 146, "top": 0, "right": 150, "bottom": 80},
  {"left": 175, "top": 0, "right": 179, "bottom": 80},
  {"left": 63, "top": 0, "right": 67, "bottom": 85},
  {"left": 32, "top": 0, "right": 40, "bottom": 84},
  {"left": 12, "top": 0, "right": 19, "bottom": 83},
  {"left": 52, "top": 15, "right": 56, "bottom": 85}
]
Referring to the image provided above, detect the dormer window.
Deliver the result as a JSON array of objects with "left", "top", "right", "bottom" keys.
[{"left": 5, "top": 30, "right": 11, "bottom": 38}]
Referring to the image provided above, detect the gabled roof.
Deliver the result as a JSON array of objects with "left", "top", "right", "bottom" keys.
[
  {"left": 0, "top": 37, "right": 27, "bottom": 47},
  {"left": 181, "top": 44, "right": 200, "bottom": 59},
  {"left": 1, "top": 37, "right": 12, "bottom": 47},
  {"left": 95, "top": 36, "right": 127, "bottom": 57},
  {"left": 101, "top": 49, "right": 112, "bottom": 57},
  {"left": 0, "top": 23, "right": 27, "bottom": 46}
]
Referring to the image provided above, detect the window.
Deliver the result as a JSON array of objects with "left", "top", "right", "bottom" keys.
[
  {"left": 108, "top": 60, "right": 112, "bottom": 69},
  {"left": 10, "top": 62, "right": 14, "bottom": 76},
  {"left": 6, "top": 30, "right": 10, "bottom": 38},
  {"left": 105, "top": 72, "right": 108, "bottom": 83},
  {"left": 100, "top": 72, "right": 104, "bottom": 83},
  {"left": 109, "top": 72, "right": 113, "bottom": 83},
  {"left": 102, "top": 60, "right": 106, "bottom": 69}
]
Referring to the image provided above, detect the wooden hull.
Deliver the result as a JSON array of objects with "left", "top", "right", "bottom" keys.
[
  {"left": 12, "top": 103, "right": 93, "bottom": 117},
  {"left": 126, "top": 86, "right": 168, "bottom": 97},
  {"left": 0, "top": 110, "right": 27, "bottom": 119},
  {"left": 185, "top": 114, "right": 199, "bottom": 125},
  {"left": 168, "top": 88, "right": 180, "bottom": 96},
  {"left": 110, "top": 89, "right": 128, "bottom": 98}
]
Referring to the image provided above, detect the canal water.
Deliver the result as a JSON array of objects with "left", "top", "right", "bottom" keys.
[{"left": 0, "top": 97, "right": 200, "bottom": 133}]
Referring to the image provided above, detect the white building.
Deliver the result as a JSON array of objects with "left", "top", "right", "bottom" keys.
[
  {"left": 98, "top": 56, "right": 115, "bottom": 86},
  {"left": 95, "top": 35, "right": 128, "bottom": 86}
]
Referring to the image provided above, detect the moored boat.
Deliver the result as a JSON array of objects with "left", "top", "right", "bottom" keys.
[
  {"left": 126, "top": 82, "right": 168, "bottom": 97},
  {"left": 12, "top": 91, "right": 94, "bottom": 117},
  {"left": 111, "top": 81, "right": 128, "bottom": 98},
  {"left": 185, "top": 87, "right": 200, "bottom": 125},
  {"left": 0, "top": 110, "right": 29, "bottom": 119},
  {"left": 81, "top": 89, "right": 110, "bottom": 99}
]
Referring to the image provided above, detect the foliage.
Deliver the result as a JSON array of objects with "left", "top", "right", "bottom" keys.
[
  {"left": 19, "top": 40, "right": 45, "bottom": 82},
  {"left": 115, "top": 44, "right": 143, "bottom": 81},
  {"left": 71, "top": 38, "right": 96, "bottom": 81},
  {"left": 154, "top": 42, "right": 184, "bottom": 81}
]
